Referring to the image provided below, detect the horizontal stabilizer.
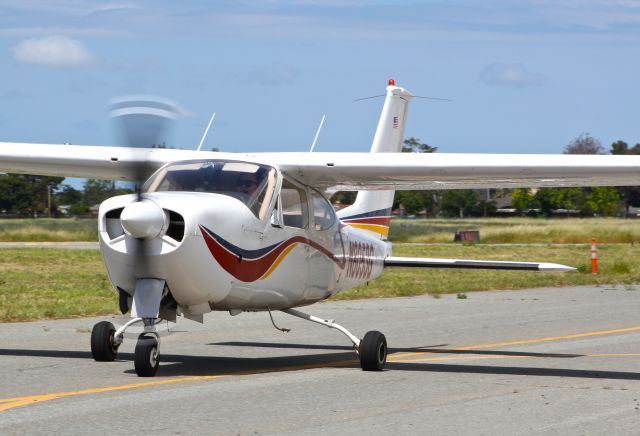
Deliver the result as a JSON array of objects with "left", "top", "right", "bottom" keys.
[{"left": 384, "top": 256, "right": 575, "bottom": 272}]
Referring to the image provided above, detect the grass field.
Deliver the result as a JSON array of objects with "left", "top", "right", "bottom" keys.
[
  {"left": 1, "top": 242, "right": 639, "bottom": 322},
  {"left": 0, "top": 249, "right": 113, "bottom": 322},
  {"left": 1, "top": 217, "right": 640, "bottom": 321},
  {"left": 3, "top": 217, "right": 640, "bottom": 244},
  {"left": 390, "top": 217, "right": 640, "bottom": 243},
  {"left": 337, "top": 243, "right": 640, "bottom": 299},
  {"left": 0, "top": 218, "right": 97, "bottom": 242}
]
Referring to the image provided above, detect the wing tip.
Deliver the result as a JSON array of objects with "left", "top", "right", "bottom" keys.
[{"left": 537, "top": 263, "right": 576, "bottom": 272}]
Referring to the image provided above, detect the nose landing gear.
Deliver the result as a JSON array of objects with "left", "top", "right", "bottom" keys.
[{"left": 90, "top": 317, "right": 161, "bottom": 377}]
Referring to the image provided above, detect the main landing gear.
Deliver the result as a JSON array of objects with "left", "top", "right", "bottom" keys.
[
  {"left": 281, "top": 309, "right": 388, "bottom": 371},
  {"left": 90, "top": 317, "right": 160, "bottom": 377},
  {"left": 91, "top": 311, "right": 387, "bottom": 377}
]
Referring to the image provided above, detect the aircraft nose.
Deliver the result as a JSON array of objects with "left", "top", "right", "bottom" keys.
[{"left": 120, "top": 200, "right": 166, "bottom": 239}]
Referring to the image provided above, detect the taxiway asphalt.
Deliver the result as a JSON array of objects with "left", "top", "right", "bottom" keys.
[{"left": 2, "top": 285, "right": 640, "bottom": 435}]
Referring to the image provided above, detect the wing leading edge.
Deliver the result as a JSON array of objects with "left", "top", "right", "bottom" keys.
[
  {"left": 263, "top": 152, "right": 640, "bottom": 191},
  {"left": 384, "top": 256, "right": 575, "bottom": 272},
  {"left": 0, "top": 143, "right": 244, "bottom": 181},
  {"left": 2, "top": 143, "right": 640, "bottom": 192}
]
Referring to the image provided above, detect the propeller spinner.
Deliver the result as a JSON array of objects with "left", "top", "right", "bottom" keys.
[{"left": 120, "top": 200, "right": 167, "bottom": 240}]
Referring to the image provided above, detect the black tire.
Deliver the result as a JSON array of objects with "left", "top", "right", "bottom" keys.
[
  {"left": 134, "top": 334, "right": 160, "bottom": 377},
  {"left": 91, "top": 321, "right": 118, "bottom": 362},
  {"left": 359, "top": 330, "right": 387, "bottom": 371}
]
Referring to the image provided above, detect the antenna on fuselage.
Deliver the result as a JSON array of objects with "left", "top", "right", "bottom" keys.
[
  {"left": 309, "top": 114, "right": 326, "bottom": 152},
  {"left": 196, "top": 112, "right": 216, "bottom": 152}
]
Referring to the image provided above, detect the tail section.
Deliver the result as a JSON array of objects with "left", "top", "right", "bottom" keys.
[{"left": 337, "top": 79, "right": 412, "bottom": 240}]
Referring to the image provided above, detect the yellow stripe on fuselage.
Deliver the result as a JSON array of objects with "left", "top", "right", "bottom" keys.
[
  {"left": 346, "top": 223, "right": 389, "bottom": 238},
  {"left": 259, "top": 243, "right": 298, "bottom": 280}
]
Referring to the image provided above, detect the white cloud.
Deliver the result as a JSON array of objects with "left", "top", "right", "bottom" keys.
[
  {"left": 84, "top": 3, "right": 141, "bottom": 16},
  {"left": 11, "top": 35, "right": 93, "bottom": 67},
  {"left": 479, "top": 62, "right": 545, "bottom": 87}
]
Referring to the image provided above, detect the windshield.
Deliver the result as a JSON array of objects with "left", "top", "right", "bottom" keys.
[{"left": 143, "top": 160, "right": 277, "bottom": 219}]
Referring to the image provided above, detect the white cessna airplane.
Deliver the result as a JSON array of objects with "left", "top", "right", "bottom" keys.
[{"left": 1, "top": 80, "right": 639, "bottom": 377}]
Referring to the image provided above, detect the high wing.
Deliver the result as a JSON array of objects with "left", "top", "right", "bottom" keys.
[
  {"left": 263, "top": 152, "right": 640, "bottom": 191},
  {"left": 0, "top": 143, "right": 229, "bottom": 181},
  {"left": 2, "top": 143, "right": 640, "bottom": 191},
  {"left": 384, "top": 256, "right": 575, "bottom": 272}
]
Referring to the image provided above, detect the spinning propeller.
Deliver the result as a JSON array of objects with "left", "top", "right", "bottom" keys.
[{"left": 108, "top": 96, "right": 182, "bottom": 311}]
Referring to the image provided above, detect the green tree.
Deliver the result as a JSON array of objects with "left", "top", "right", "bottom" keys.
[
  {"left": 0, "top": 174, "right": 63, "bottom": 215},
  {"left": 440, "top": 190, "right": 478, "bottom": 218},
  {"left": 0, "top": 174, "right": 30, "bottom": 213},
  {"left": 610, "top": 140, "right": 629, "bottom": 155},
  {"left": 534, "top": 188, "right": 561, "bottom": 217},
  {"left": 534, "top": 133, "right": 620, "bottom": 217},
  {"left": 84, "top": 179, "right": 116, "bottom": 206},
  {"left": 583, "top": 187, "right": 620, "bottom": 216},
  {"left": 393, "top": 137, "right": 438, "bottom": 216},
  {"left": 83, "top": 179, "right": 133, "bottom": 206},
  {"left": 610, "top": 140, "right": 640, "bottom": 217},
  {"left": 554, "top": 187, "right": 584, "bottom": 215},
  {"left": 401, "top": 137, "right": 437, "bottom": 153},
  {"left": 55, "top": 184, "right": 83, "bottom": 205},
  {"left": 396, "top": 191, "right": 423, "bottom": 215},
  {"left": 511, "top": 188, "right": 536, "bottom": 215}
]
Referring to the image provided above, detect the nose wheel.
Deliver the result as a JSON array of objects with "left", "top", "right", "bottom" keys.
[
  {"left": 134, "top": 334, "right": 160, "bottom": 377},
  {"left": 91, "top": 317, "right": 161, "bottom": 376}
]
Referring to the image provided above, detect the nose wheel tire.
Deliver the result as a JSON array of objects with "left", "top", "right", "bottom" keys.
[
  {"left": 91, "top": 321, "right": 119, "bottom": 362},
  {"left": 135, "top": 334, "right": 160, "bottom": 377},
  {"left": 359, "top": 330, "right": 387, "bottom": 371}
]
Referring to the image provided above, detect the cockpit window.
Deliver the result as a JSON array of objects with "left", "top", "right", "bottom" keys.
[
  {"left": 143, "top": 160, "right": 277, "bottom": 219},
  {"left": 311, "top": 190, "right": 336, "bottom": 231}
]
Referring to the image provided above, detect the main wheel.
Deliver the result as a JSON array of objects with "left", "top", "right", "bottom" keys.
[
  {"left": 91, "top": 321, "right": 118, "bottom": 361},
  {"left": 359, "top": 330, "right": 387, "bottom": 371},
  {"left": 134, "top": 334, "right": 159, "bottom": 377}
]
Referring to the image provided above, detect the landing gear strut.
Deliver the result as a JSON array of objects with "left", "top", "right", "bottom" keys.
[
  {"left": 91, "top": 317, "right": 161, "bottom": 377},
  {"left": 281, "top": 308, "right": 387, "bottom": 371}
]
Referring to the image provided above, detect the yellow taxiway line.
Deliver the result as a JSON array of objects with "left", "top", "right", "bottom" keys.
[
  {"left": 0, "top": 359, "right": 357, "bottom": 412},
  {"left": 2, "top": 325, "right": 640, "bottom": 412},
  {"left": 389, "top": 325, "right": 640, "bottom": 360}
]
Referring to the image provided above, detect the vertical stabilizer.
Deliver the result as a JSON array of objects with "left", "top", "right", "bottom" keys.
[{"left": 337, "top": 79, "right": 412, "bottom": 239}]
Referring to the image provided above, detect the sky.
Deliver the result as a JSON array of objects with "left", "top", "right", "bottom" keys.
[{"left": 1, "top": 0, "right": 640, "bottom": 171}]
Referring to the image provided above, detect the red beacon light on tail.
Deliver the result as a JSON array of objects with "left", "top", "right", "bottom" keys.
[{"left": 388, "top": 78, "right": 395, "bottom": 86}]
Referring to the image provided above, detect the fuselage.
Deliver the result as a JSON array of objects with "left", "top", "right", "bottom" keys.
[{"left": 98, "top": 158, "right": 391, "bottom": 319}]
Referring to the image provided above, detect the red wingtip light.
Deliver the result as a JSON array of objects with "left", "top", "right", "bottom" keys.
[{"left": 388, "top": 78, "right": 395, "bottom": 86}]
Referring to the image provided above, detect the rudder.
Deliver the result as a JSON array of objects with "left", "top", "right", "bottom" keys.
[{"left": 337, "top": 79, "right": 412, "bottom": 240}]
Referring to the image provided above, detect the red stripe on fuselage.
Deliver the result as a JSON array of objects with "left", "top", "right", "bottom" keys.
[{"left": 200, "top": 227, "right": 344, "bottom": 282}]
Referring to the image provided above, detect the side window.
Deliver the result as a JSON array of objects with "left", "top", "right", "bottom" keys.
[
  {"left": 281, "top": 180, "right": 308, "bottom": 229},
  {"left": 311, "top": 191, "right": 336, "bottom": 231}
]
